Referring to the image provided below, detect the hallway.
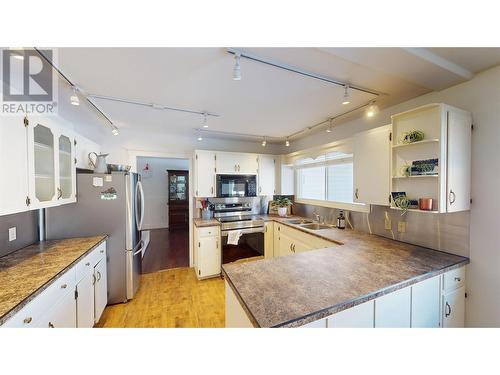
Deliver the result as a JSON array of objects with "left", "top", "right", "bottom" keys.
[{"left": 141, "top": 228, "right": 189, "bottom": 274}]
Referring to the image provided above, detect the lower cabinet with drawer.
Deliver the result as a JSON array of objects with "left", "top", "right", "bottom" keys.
[
  {"left": 2, "top": 241, "right": 107, "bottom": 328},
  {"left": 194, "top": 226, "right": 221, "bottom": 279}
]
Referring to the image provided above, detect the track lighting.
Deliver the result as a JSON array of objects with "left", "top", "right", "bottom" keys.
[
  {"left": 203, "top": 112, "right": 209, "bottom": 128},
  {"left": 342, "top": 85, "right": 351, "bottom": 105},
  {"left": 112, "top": 128, "right": 119, "bottom": 136},
  {"left": 70, "top": 87, "right": 80, "bottom": 106},
  {"left": 233, "top": 53, "right": 242, "bottom": 80},
  {"left": 261, "top": 137, "right": 267, "bottom": 147},
  {"left": 285, "top": 138, "right": 290, "bottom": 147},
  {"left": 326, "top": 118, "right": 333, "bottom": 133},
  {"left": 197, "top": 129, "right": 203, "bottom": 141},
  {"left": 365, "top": 102, "right": 379, "bottom": 118}
]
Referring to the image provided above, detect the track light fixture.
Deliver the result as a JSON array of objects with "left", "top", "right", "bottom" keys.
[
  {"left": 365, "top": 102, "right": 379, "bottom": 118},
  {"left": 197, "top": 129, "right": 203, "bottom": 141},
  {"left": 233, "top": 53, "right": 242, "bottom": 80},
  {"left": 285, "top": 137, "right": 290, "bottom": 147},
  {"left": 203, "top": 112, "right": 209, "bottom": 128},
  {"left": 261, "top": 137, "right": 267, "bottom": 147},
  {"left": 70, "top": 86, "right": 80, "bottom": 106},
  {"left": 326, "top": 118, "right": 333, "bottom": 133},
  {"left": 111, "top": 128, "right": 119, "bottom": 136},
  {"left": 342, "top": 85, "right": 351, "bottom": 105}
]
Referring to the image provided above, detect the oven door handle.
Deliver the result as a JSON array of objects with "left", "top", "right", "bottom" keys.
[{"left": 221, "top": 227, "right": 265, "bottom": 237}]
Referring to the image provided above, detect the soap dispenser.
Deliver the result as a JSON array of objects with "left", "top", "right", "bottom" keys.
[{"left": 336, "top": 210, "right": 346, "bottom": 230}]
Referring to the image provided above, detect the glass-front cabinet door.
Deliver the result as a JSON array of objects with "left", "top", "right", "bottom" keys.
[
  {"left": 58, "top": 134, "right": 76, "bottom": 203},
  {"left": 30, "top": 122, "right": 57, "bottom": 208}
]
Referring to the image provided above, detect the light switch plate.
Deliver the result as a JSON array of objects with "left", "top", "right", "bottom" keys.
[
  {"left": 8, "top": 227, "right": 16, "bottom": 242},
  {"left": 92, "top": 177, "right": 104, "bottom": 187},
  {"left": 397, "top": 221, "right": 407, "bottom": 233}
]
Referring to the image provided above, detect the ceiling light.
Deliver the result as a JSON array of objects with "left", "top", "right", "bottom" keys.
[
  {"left": 203, "top": 112, "right": 209, "bottom": 128},
  {"left": 112, "top": 128, "right": 119, "bottom": 136},
  {"left": 70, "top": 87, "right": 80, "bottom": 106},
  {"left": 326, "top": 118, "right": 333, "bottom": 133},
  {"left": 261, "top": 137, "right": 267, "bottom": 147},
  {"left": 342, "top": 85, "right": 351, "bottom": 105},
  {"left": 285, "top": 138, "right": 290, "bottom": 147},
  {"left": 197, "top": 129, "right": 203, "bottom": 141},
  {"left": 233, "top": 53, "right": 242, "bottom": 81},
  {"left": 365, "top": 102, "right": 379, "bottom": 118}
]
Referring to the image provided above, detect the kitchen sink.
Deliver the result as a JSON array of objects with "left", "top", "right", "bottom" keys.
[
  {"left": 299, "top": 223, "right": 334, "bottom": 230},
  {"left": 285, "top": 219, "right": 314, "bottom": 225}
]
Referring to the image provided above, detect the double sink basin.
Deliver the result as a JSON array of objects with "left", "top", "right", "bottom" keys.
[{"left": 284, "top": 218, "right": 335, "bottom": 230}]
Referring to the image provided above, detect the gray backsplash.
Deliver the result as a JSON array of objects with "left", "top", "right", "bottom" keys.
[
  {"left": 0, "top": 211, "right": 38, "bottom": 257},
  {"left": 293, "top": 203, "right": 470, "bottom": 257}
]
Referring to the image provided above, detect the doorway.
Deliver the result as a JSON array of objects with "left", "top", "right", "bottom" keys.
[{"left": 136, "top": 156, "right": 190, "bottom": 274}]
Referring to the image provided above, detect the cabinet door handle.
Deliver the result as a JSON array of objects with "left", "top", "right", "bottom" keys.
[
  {"left": 57, "top": 187, "right": 62, "bottom": 199},
  {"left": 216, "top": 240, "right": 219, "bottom": 249},
  {"left": 23, "top": 317, "right": 32, "bottom": 324},
  {"left": 60, "top": 283, "right": 67, "bottom": 289},
  {"left": 259, "top": 186, "right": 262, "bottom": 193},
  {"left": 48, "top": 322, "right": 55, "bottom": 328},
  {"left": 355, "top": 188, "right": 359, "bottom": 200},
  {"left": 293, "top": 244, "right": 296, "bottom": 252},
  {"left": 238, "top": 164, "right": 240, "bottom": 172},
  {"left": 454, "top": 277, "right": 461, "bottom": 282},
  {"left": 92, "top": 274, "right": 96, "bottom": 285},
  {"left": 96, "top": 271, "right": 101, "bottom": 282},
  {"left": 234, "top": 164, "right": 237, "bottom": 171},
  {"left": 449, "top": 189, "right": 456, "bottom": 204},
  {"left": 85, "top": 262, "right": 90, "bottom": 266},
  {"left": 445, "top": 302, "right": 452, "bottom": 317},
  {"left": 100, "top": 249, "right": 105, "bottom": 253},
  {"left": 211, "top": 186, "right": 214, "bottom": 195}
]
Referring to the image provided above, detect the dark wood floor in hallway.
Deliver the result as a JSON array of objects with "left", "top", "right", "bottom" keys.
[{"left": 142, "top": 228, "right": 189, "bottom": 274}]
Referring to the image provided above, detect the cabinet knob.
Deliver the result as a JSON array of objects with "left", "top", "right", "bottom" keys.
[
  {"left": 100, "top": 249, "right": 104, "bottom": 253},
  {"left": 454, "top": 277, "right": 461, "bottom": 282},
  {"left": 60, "top": 283, "right": 67, "bottom": 289},
  {"left": 23, "top": 317, "right": 32, "bottom": 324},
  {"left": 85, "top": 262, "right": 90, "bottom": 266},
  {"left": 48, "top": 322, "right": 55, "bottom": 328}
]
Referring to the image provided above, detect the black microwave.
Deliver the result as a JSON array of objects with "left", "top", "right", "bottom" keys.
[{"left": 216, "top": 174, "right": 257, "bottom": 198}]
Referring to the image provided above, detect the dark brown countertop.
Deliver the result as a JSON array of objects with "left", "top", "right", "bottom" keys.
[
  {"left": 223, "top": 217, "right": 469, "bottom": 328},
  {"left": 0, "top": 236, "right": 107, "bottom": 325},
  {"left": 193, "top": 218, "right": 220, "bottom": 227}
]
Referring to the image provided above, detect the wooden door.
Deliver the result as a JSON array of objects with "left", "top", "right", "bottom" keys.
[
  {"left": 353, "top": 124, "right": 391, "bottom": 205},
  {"left": 446, "top": 109, "right": 472, "bottom": 212},
  {"left": 0, "top": 116, "right": 30, "bottom": 215},
  {"left": 258, "top": 155, "right": 276, "bottom": 196},
  {"left": 195, "top": 151, "right": 215, "bottom": 197},
  {"left": 167, "top": 170, "right": 189, "bottom": 230}
]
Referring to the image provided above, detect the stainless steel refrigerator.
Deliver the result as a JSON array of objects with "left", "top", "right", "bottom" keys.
[{"left": 46, "top": 171, "right": 145, "bottom": 304}]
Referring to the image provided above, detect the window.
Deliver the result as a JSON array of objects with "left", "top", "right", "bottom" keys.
[{"left": 295, "top": 152, "right": 354, "bottom": 204}]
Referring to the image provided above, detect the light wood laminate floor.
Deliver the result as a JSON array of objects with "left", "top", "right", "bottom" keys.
[{"left": 95, "top": 267, "right": 225, "bottom": 328}]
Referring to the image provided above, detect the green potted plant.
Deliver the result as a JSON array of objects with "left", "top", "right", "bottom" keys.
[{"left": 275, "top": 197, "right": 292, "bottom": 217}]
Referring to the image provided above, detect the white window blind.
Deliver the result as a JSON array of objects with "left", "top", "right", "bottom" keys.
[{"left": 295, "top": 150, "right": 354, "bottom": 204}]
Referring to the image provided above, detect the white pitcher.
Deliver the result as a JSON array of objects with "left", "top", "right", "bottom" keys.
[{"left": 88, "top": 152, "right": 109, "bottom": 173}]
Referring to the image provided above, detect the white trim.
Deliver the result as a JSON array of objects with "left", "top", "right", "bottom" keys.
[
  {"left": 295, "top": 198, "right": 370, "bottom": 213},
  {"left": 127, "top": 149, "right": 194, "bottom": 268}
]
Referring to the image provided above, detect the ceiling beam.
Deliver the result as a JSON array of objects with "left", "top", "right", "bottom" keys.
[{"left": 403, "top": 48, "right": 474, "bottom": 80}]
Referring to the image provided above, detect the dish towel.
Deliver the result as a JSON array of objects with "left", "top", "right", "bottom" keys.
[{"left": 227, "top": 230, "right": 243, "bottom": 245}]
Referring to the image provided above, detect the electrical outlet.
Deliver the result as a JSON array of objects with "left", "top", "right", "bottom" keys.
[
  {"left": 397, "top": 221, "right": 406, "bottom": 233},
  {"left": 384, "top": 216, "right": 392, "bottom": 230},
  {"left": 8, "top": 227, "right": 16, "bottom": 242}
]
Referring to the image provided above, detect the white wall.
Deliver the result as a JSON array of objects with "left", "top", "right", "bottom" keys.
[
  {"left": 283, "top": 65, "right": 500, "bottom": 327},
  {"left": 137, "top": 157, "right": 189, "bottom": 230}
]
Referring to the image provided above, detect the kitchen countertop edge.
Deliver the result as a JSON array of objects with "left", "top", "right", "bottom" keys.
[{"left": 0, "top": 235, "right": 108, "bottom": 326}]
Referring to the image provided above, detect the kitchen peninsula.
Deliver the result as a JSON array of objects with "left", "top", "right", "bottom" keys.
[{"left": 223, "top": 217, "right": 469, "bottom": 328}]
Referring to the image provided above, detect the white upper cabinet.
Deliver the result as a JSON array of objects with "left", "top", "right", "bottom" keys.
[
  {"left": 353, "top": 124, "right": 391, "bottom": 206},
  {"left": 390, "top": 103, "right": 472, "bottom": 213},
  {"left": 0, "top": 116, "right": 30, "bottom": 216},
  {"left": 257, "top": 154, "right": 276, "bottom": 196},
  {"left": 57, "top": 131, "right": 77, "bottom": 205},
  {"left": 194, "top": 150, "right": 216, "bottom": 197},
  {"left": 216, "top": 152, "right": 258, "bottom": 175}
]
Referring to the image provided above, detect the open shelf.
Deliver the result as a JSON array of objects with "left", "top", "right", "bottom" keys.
[
  {"left": 392, "top": 139, "right": 439, "bottom": 149},
  {"left": 392, "top": 174, "right": 439, "bottom": 179},
  {"left": 390, "top": 207, "right": 439, "bottom": 214}
]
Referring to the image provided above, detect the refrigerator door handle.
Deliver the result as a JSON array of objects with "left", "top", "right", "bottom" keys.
[
  {"left": 135, "top": 180, "right": 145, "bottom": 231},
  {"left": 133, "top": 240, "right": 144, "bottom": 256}
]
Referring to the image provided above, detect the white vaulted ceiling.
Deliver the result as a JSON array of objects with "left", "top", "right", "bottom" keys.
[{"left": 57, "top": 47, "right": 500, "bottom": 142}]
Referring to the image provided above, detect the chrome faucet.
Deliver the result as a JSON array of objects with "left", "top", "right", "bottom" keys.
[{"left": 313, "top": 211, "right": 320, "bottom": 223}]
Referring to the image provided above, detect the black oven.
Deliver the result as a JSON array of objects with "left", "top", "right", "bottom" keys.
[{"left": 216, "top": 174, "right": 257, "bottom": 198}]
